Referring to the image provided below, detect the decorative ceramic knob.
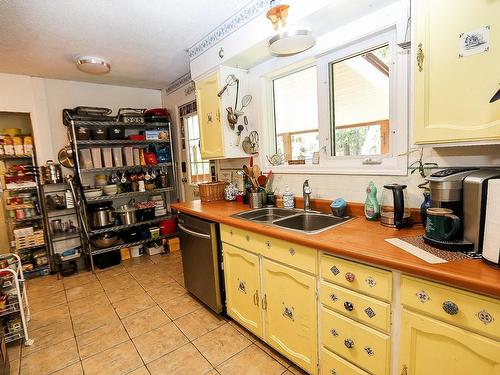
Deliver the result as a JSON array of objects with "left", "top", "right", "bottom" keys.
[
  {"left": 442, "top": 301, "right": 459, "bottom": 315},
  {"left": 344, "top": 338, "right": 354, "bottom": 349},
  {"left": 345, "top": 272, "right": 355, "bottom": 282},
  {"left": 344, "top": 301, "right": 354, "bottom": 311}
]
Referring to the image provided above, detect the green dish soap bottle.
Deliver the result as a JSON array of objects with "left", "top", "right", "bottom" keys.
[{"left": 364, "top": 181, "right": 380, "bottom": 221}]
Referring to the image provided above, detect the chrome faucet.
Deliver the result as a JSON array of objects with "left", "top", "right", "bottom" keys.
[{"left": 303, "top": 179, "right": 312, "bottom": 211}]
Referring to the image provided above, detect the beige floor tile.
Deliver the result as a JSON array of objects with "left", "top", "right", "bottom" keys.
[
  {"left": 158, "top": 293, "right": 202, "bottom": 320},
  {"left": 9, "top": 358, "right": 19, "bottom": 375},
  {"left": 62, "top": 272, "right": 98, "bottom": 290},
  {"left": 82, "top": 341, "right": 143, "bottom": 375},
  {"left": 26, "top": 282, "right": 64, "bottom": 297},
  {"left": 95, "top": 264, "right": 128, "bottom": 280},
  {"left": 65, "top": 280, "right": 103, "bottom": 302},
  {"left": 51, "top": 362, "right": 84, "bottom": 375},
  {"left": 133, "top": 322, "right": 189, "bottom": 364},
  {"left": 122, "top": 305, "right": 171, "bottom": 338},
  {"left": 216, "top": 345, "right": 286, "bottom": 375},
  {"left": 193, "top": 323, "right": 252, "bottom": 367},
  {"left": 147, "top": 343, "right": 213, "bottom": 375},
  {"left": 99, "top": 273, "right": 136, "bottom": 291},
  {"left": 22, "top": 319, "right": 74, "bottom": 357},
  {"left": 29, "top": 290, "right": 67, "bottom": 312},
  {"left": 72, "top": 305, "right": 119, "bottom": 336},
  {"left": 122, "top": 257, "right": 154, "bottom": 269},
  {"left": 136, "top": 273, "right": 176, "bottom": 291},
  {"left": 7, "top": 342, "right": 21, "bottom": 362},
  {"left": 174, "top": 307, "right": 226, "bottom": 340},
  {"left": 128, "top": 366, "right": 151, "bottom": 375},
  {"left": 105, "top": 283, "right": 145, "bottom": 303},
  {"left": 67, "top": 290, "right": 110, "bottom": 316},
  {"left": 227, "top": 320, "right": 259, "bottom": 343},
  {"left": 112, "top": 292, "right": 156, "bottom": 319},
  {"left": 255, "top": 340, "right": 293, "bottom": 368},
  {"left": 147, "top": 282, "right": 186, "bottom": 304},
  {"left": 76, "top": 321, "right": 129, "bottom": 359},
  {"left": 29, "top": 304, "right": 70, "bottom": 331},
  {"left": 20, "top": 337, "right": 79, "bottom": 375}
]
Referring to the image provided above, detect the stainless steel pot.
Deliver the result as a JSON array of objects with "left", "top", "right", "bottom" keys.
[
  {"left": 92, "top": 232, "right": 119, "bottom": 248},
  {"left": 42, "top": 160, "right": 63, "bottom": 184},
  {"left": 115, "top": 204, "right": 136, "bottom": 225},
  {"left": 89, "top": 204, "right": 115, "bottom": 228}
]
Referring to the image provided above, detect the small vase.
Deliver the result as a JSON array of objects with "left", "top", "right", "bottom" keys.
[{"left": 420, "top": 191, "right": 432, "bottom": 225}]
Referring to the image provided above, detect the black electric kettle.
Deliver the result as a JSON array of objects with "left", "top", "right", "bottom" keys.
[{"left": 380, "top": 184, "right": 411, "bottom": 229}]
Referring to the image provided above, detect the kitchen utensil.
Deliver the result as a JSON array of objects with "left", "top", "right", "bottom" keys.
[
  {"left": 249, "top": 131, "right": 259, "bottom": 153},
  {"left": 235, "top": 94, "right": 252, "bottom": 116},
  {"left": 252, "top": 165, "right": 261, "bottom": 180},
  {"left": 115, "top": 204, "right": 136, "bottom": 225},
  {"left": 244, "top": 116, "right": 249, "bottom": 131},
  {"left": 92, "top": 232, "right": 119, "bottom": 248},
  {"left": 242, "top": 136, "right": 252, "bottom": 154},
  {"left": 41, "top": 160, "right": 63, "bottom": 184},
  {"left": 249, "top": 192, "right": 263, "bottom": 209},
  {"left": 242, "top": 165, "right": 258, "bottom": 188},
  {"left": 380, "top": 184, "right": 411, "bottom": 229},
  {"left": 89, "top": 203, "right": 115, "bottom": 228},
  {"left": 226, "top": 107, "right": 238, "bottom": 129},
  {"left": 236, "top": 124, "right": 244, "bottom": 146},
  {"left": 265, "top": 170, "right": 273, "bottom": 190},
  {"left": 257, "top": 174, "right": 267, "bottom": 187},
  {"left": 57, "top": 146, "right": 74, "bottom": 168},
  {"left": 83, "top": 188, "right": 103, "bottom": 199},
  {"left": 217, "top": 74, "right": 237, "bottom": 97}
]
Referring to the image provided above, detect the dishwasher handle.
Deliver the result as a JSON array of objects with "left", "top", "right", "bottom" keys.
[{"left": 178, "top": 223, "right": 211, "bottom": 240}]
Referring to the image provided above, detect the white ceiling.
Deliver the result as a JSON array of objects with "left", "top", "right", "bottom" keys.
[{"left": 0, "top": 0, "right": 253, "bottom": 89}]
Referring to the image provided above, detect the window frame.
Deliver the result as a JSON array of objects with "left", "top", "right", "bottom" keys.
[
  {"left": 263, "top": 27, "right": 408, "bottom": 175},
  {"left": 182, "top": 112, "right": 211, "bottom": 186}
]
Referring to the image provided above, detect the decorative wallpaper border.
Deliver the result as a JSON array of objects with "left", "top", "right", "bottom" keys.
[
  {"left": 166, "top": 72, "right": 192, "bottom": 94},
  {"left": 187, "top": 0, "right": 269, "bottom": 61}
]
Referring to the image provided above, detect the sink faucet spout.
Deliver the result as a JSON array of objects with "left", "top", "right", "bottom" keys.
[{"left": 303, "top": 179, "right": 312, "bottom": 211}]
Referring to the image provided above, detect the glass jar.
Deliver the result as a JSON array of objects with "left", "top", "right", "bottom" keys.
[
  {"left": 224, "top": 183, "right": 238, "bottom": 201},
  {"left": 282, "top": 186, "right": 295, "bottom": 209}
]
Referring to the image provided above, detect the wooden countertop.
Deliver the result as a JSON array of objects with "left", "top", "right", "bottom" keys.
[{"left": 172, "top": 200, "right": 500, "bottom": 298}]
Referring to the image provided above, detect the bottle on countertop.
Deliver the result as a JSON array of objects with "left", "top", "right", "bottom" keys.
[
  {"left": 364, "top": 181, "right": 380, "bottom": 221},
  {"left": 282, "top": 186, "right": 295, "bottom": 209}
]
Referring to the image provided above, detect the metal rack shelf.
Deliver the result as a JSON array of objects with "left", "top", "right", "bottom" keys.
[
  {"left": 5, "top": 186, "right": 38, "bottom": 192},
  {"left": 15, "top": 243, "right": 46, "bottom": 252},
  {"left": 69, "top": 121, "right": 170, "bottom": 128},
  {"left": 0, "top": 301, "right": 20, "bottom": 318},
  {"left": 85, "top": 187, "right": 174, "bottom": 202},
  {"left": 89, "top": 232, "right": 178, "bottom": 256},
  {"left": 76, "top": 139, "right": 170, "bottom": 146},
  {"left": 52, "top": 232, "right": 81, "bottom": 242},
  {"left": 5, "top": 329, "right": 24, "bottom": 344},
  {"left": 90, "top": 214, "right": 173, "bottom": 235},
  {"left": 0, "top": 155, "right": 33, "bottom": 160},
  {"left": 80, "top": 162, "right": 172, "bottom": 173},
  {"left": 9, "top": 215, "right": 43, "bottom": 223}
]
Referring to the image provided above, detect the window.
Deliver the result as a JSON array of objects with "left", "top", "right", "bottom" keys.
[
  {"left": 273, "top": 66, "right": 319, "bottom": 162},
  {"left": 331, "top": 44, "right": 390, "bottom": 156},
  {"left": 182, "top": 112, "right": 211, "bottom": 184}
]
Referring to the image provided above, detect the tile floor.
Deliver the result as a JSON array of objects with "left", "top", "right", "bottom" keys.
[{"left": 8, "top": 251, "right": 308, "bottom": 375}]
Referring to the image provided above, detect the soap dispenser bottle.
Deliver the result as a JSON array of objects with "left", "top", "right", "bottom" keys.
[{"left": 364, "top": 181, "right": 380, "bottom": 220}]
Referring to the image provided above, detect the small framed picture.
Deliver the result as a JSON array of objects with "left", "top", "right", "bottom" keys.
[{"left": 459, "top": 26, "right": 490, "bottom": 58}]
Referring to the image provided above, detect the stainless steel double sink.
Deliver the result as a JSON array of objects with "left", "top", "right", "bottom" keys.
[{"left": 232, "top": 207, "right": 352, "bottom": 234}]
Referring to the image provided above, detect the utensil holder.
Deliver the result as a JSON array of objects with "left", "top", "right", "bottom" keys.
[{"left": 249, "top": 192, "right": 263, "bottom": 209}]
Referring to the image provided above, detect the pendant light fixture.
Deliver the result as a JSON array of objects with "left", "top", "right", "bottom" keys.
[{"left": 75, "top": 56, "right": 111, "bottom": 74}]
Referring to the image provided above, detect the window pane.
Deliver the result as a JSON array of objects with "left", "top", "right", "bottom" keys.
[
  {"left": 273, "top": 66, "right": 319, "bottom": 161},
  {"left": 332, "top": 45, "right": 390, "bottom": 156}
]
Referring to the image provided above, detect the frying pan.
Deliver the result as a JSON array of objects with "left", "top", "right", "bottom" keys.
[{"left": 58, "top": 146, "right": 74, "bottom": 168}]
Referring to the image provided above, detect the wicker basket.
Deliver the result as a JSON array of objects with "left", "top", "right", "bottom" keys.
[{"left": 198, "top": 181, "right": 227, "bottom": 202}]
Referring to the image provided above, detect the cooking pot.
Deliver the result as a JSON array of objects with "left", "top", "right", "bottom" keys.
[
  {"left": 115, "top": 204, "right": 136, "bottom": 225},
  {"left": 41, "top": 160, "right": 63, "bottom": 184},
  {"left": 89, "top": 203, "right": 115, "bottom": 228},
  {"left": 92, "top": 232, "right": 119, "bottom": 248}
]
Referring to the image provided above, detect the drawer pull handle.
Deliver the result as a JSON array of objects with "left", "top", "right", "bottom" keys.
[
  {"left": 329, "top": 293, "right": 338, "bottom": 302},
  {"left": 266, "top": 240, "right": 271, "bottom": 248},
  {"left": 344, "top": 301, "right": 354, "bottom": 311},
  {"left": 364, "top": 346, "right": 375, "bottom": 356},
  {"left": 442, "top": 300, "right": 459, "bottom": 315},
  {"left": 253, "top": 290, "right": 259, "bottom": 306},
  {"left": 476, "top": 309, "right": 494, "bottom": 325},
  {"left": 288, "top": 247, "right": 296, "bottom": 256},
  {"left": 344, "top": 338, "right": 354, "bottom": 349},
  {"left": 262, "top": 294, "right": 267, "bottom": 310},
  {"left": 330, "top": 266, "right": 340, "bottom": 276},
  {"left": 345, "top": 272, "right": 355, "bottom": 282},
  {"left": 330, "top": 370, "right": 337, "bottom": 375},
  {"left": 401, "top": 365, "right": 408, "bottom": 375},
  {"left": 246, "top": 235, "right": 250, "bottom": 242},
  {"left": 330, "top": 328, "right": 339, "bottom": 337},
  {"left": 417, "top": 43, "right": 424, "bottom": 72},
  {"left": 238, "top": 280, "right": 247, "bottom": 294},
  {"left": 282, "top": 304, "right": 295, "bottom": 321}
]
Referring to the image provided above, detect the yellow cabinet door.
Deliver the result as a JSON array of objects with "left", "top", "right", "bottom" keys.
[
  {"left": 399, "top": 309, "right": 500, "bottom": 375},
  {"left": 196, "top": 72, "right": 224, "bottom": 158},
  {"left": 414, "top": 0, "right": 500, "bottom": 144},
  {"left": 223, "top": 244, "right": 263, "bottom": 338},
  {"left": 262, "top": 259, "right": 318, "bottom": 375}
]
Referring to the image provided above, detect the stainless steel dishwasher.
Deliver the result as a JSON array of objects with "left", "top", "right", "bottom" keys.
[{"left": 178, "top": 212, "right": 223, "bottom": 314}]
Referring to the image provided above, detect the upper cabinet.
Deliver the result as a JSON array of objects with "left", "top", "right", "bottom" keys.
[
  {"left": 195, "top": 66, "right": 253, "bottom": 159},
  {"left": 414, "top": 0, "right": 500, "bottom": 144}
]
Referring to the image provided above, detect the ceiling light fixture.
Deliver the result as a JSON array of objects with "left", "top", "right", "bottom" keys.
[
  {"left": 269, "top": 28, "right": 316, "bottom": 57},
  {"left": 75, "top": 56, "right": 111, "bottom": 74}
]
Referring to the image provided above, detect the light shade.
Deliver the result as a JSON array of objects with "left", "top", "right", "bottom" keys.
[
  {"left": 269, "top": 29, "right": 315, "bottom": 57},
  {"left": 75, "top": 56, "right": 111, "bottom": 74}
]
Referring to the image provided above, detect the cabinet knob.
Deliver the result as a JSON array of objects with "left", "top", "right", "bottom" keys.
[
  {"left": 345, "top": 272, "right": 355, "bottom": 282},
  {"left": 266, "top": 241, "right": 271, "bottom": 249},
  {"left": 344, "top": 338, "right": 354, "bottom": 349},
  {"left": 401, "top": 365, "right": 408, "bottom": 375},
  {"left": 330, "top": 369, "right": 337, "bottom": 375},
  {"left": 344, "top": 301, "right": 354, "bottom": 311},
  {"left": 288, "top": 248, "right": 295, "bottom": 256},
  {"left": 442, "top": 300, "right": 459, "bottom": 315},
  {"left": 330, "top": 328, "right": 339, "bottom": 337}
]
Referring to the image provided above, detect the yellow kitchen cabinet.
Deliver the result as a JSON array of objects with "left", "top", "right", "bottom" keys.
[
  {"left": 223, "top": 243, "right": 263, "bottom": 338},
  {"left": 399, "top": 309, "right": 500, "bottom": 375},
  {"left": 413, "top": 0, "right": 500, "bottom": 144},
  {"left": 262, "top": 258, "right": 318, "bottom": 375},
  {"left": 195, "top": 66, "right": 252, "bottom": 159},
  {"left": 196, "top": 72, "right": 224, "bottom": 159}
]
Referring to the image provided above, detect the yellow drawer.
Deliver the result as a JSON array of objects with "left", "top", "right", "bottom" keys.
[
  {"left": 320, "top": 281, "right": 391, "bottom": 333},
  {"left": 320, "top": 254, "right": 392, "bottom": 301},
  {"left": 320, "top": 347, "right": 369, "bottom": 375},
  {"left": 401, "top": 275, "right": 500, "bottom": 340},
  {"left": 220, "top": 224, "right": 266, "bottom": 255},
  {"left": 261, "top": 235, "right": 317, "bottom": 274},
  {"left": 321, "top": 307, "right": 390, "bottom": 375}
]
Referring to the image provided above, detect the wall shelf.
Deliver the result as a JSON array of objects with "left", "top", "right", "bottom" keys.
[{"left": 80, "top": 162, "right": 172, "bottom": 174}]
